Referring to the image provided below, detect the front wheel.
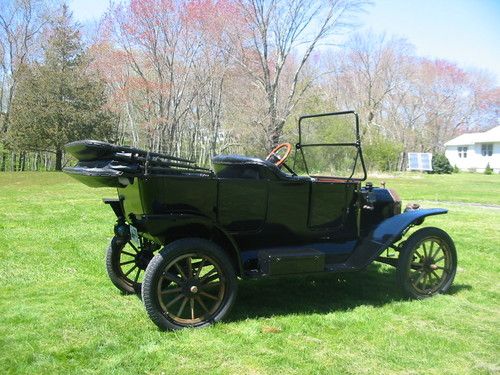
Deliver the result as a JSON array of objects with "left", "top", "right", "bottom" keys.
[
  {"left": 142, "top": 238, "right": 238, "bottom": 330},
  {"left": 396, "top": 227, "right": 457, "bottom": 299}
]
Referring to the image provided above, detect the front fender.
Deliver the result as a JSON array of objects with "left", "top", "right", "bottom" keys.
[
  {"left": 347, "top": 208, "right": 448, "bottom": 269},
  {"left": 369, "top": 208, "right": 447, "bottom": 244}
]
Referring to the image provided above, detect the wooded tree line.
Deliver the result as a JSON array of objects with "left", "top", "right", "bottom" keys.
[{"left": 1, "top": 0, "right": 498, "bottom": 171}]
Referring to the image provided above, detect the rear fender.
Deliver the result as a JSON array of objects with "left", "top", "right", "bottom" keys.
[
  {"left": 134, "top": 213, "right": 243, "bottom": 276},
  {"left": 347, "top": 208, "right": 448, "bottom": 269}
]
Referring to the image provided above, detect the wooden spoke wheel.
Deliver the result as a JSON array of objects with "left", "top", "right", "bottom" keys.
[
  {"left": 142, "top": 238, "right": 237, "bottom": 330},
  {"left": 106, "top": 236, "right": 156, "bottom": 294},
  {"left": 397, "top": 227, "right": 457, "bottom": 299}
]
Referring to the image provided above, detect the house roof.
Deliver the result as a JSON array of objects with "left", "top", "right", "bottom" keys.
[{"left": 444, "top": 126, "right": 500, "bottom": 146}]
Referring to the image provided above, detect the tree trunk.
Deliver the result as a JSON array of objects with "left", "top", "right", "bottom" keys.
[
  {"left": 0, "top": 152, "right": 6, "bottom": 172},
  {"left": 12, "top": 152, "right": 17, "bottom": 171},
  {"left": 21, "top": 152, "right": 26, "bottom": 171},
  {"left": 268, "top": 118, "right": 285, "bottom": 150},
  {"left": 55, "top": 149, "right": 63, "bottom": 171},
  {"left": 43, "top": 152, "right": 51, "bottom": 171},
  {"left": 398, "top": 151, "right": 406, "bottom": 171}
]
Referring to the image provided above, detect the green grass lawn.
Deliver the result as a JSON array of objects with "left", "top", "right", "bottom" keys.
[
  {"left": 0, "top": 172, "right": 499, "bottom": 374},
  {"left": 373, "top": 172, "right": 500, "bottom": 205}
]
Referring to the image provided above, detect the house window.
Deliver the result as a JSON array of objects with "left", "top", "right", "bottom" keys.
[
  {"left": 458, "top": 146, "right": 468, "bottom": 158},
  {"left": 481, "top": 144, "right": 493, "bottom": 156}
]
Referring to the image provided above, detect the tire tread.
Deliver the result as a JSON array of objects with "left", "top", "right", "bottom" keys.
[
  {"left": 142, "top": 237, "right": 237, "bottom": 330},
  {"left": 396, "top": 226, "right": 457, "bottom": 299}
]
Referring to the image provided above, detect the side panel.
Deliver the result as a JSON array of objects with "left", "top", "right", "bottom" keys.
[
  {"left": 117, "top": 179, "right": 143, "bottom": 221},
  {"left": 117, "top": 175, "right": 218, "bottom": 223},
  {"left": 139, "top": 175, "right": 217, "bottom": 219},
  {"left": 231, "top": 179, "right": 311, "bottom": 252},
  {"left": 309, "top": 182, "right": 357, "bottom": 231},
  {"left": 234, "top": 179, "right": 359, "bottom": 255},
  {"left": 217, "top": 179, "right": 268, "bottom": 232},
  {"left": 265, "top": 179, "right": 311, "bottom": 241}
]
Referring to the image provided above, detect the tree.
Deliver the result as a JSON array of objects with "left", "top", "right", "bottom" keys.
[
  {"left": 10, "top": 5, "right": 116, "bottom": 170},
  {"left": 484, "top": 163, "right": 493, "bottom": 175},
  {"left": 324, "top": 33, "right": 413, "bottom": 133},
  {"left": 105, "top": 0, "right": 202, "bottom": 154},
  {"left": 320, "top": 32, "right": 499, "bottom": 170},
  {"left": 88, "top": 1, "right": 497, "bottom": 170},
  {"left": 431, "top": 153, "right": 452, "bottom": 174},
  {"left": 0, "top": 0, "right": 48, "bottom": 170},
  {"left": 101, "top": 0, "right": 241, "bottom": 160},
  {"left": 234, "top": 0, "right": 365, "bottom": 149}
]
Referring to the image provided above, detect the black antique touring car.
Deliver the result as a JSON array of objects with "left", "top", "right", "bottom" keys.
[{"left": 64, "top": 111, "right": 457, "bottom": 330}]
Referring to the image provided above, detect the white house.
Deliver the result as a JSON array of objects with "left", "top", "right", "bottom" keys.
[{"left": 444, "top": 126, "right": 500, "bottom": 173}]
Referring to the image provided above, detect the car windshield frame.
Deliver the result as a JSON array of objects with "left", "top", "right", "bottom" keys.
[{"left": 293, "top": 110, "right": 367, "bottom": 181}]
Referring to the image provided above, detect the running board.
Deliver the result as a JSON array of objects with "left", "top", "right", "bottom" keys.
[
  {"left": 255, "top": 242, "right": 355, "bottom": 276},
  {"left": 258, "top": 248, "right": 325, "bottom": 276}
]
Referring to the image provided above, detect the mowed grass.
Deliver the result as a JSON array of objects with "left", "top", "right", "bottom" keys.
[
  {"left": 371, "top": 172, "right": 500, "bottom": 205},
  {"left": 0, "top": 172, "right": 499, "bottom": 374}
]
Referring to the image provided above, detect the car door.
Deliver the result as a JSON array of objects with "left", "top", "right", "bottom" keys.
[{"left": 308, "top": 180, "right": 356, "bottom": 233}]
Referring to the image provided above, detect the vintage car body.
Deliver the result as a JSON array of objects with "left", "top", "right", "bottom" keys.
[{"left": 64, "top": 111, "right": 457, "bottom": 330}]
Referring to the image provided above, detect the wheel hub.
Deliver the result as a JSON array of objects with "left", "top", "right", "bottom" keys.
[
  {"left": 183, "top": 279, "right": 201, "bottom": 296},
  {"left": 422, "top": 257, "right": 435, "bottom": 270},
  {"left": 135, "top": 251, "right": 154, "bottom": 270}
]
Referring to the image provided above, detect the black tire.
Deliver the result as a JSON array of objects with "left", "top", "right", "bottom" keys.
[
  {"left": 106, "top": 236, "right": 155, "bottom": 295},
  {"left": 142, "top": 238, "right": 238, "bottom": 330},
  {"left": 396, "top": 227, "right": 457, "bottom": 299}
]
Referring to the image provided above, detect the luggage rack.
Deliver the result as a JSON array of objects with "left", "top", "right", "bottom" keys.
[{"left": 64, "top": 140, "right": 214, "bottom": 188}]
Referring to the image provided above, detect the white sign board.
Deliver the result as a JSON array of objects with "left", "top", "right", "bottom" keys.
[{"left": 407, "top": 152, "right": 433, "bottom": 171}]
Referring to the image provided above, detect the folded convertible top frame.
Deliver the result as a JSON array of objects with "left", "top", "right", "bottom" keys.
[{"left": 64, "top": 140, "right": 214, "bottom": 177}]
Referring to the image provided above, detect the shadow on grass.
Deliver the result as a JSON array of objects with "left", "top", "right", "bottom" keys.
[
  {"left": 127, "top": 263, "right": 472, "bottom": 322},
  {"left": 447, "top": 283, "right": 472, "bottom": 295},
  {"left": 228, "top": 264, "right": 472, "bottom": 321}
]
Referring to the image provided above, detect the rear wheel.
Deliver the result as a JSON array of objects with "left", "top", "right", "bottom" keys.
[
  {"left": 142, "top": 238, "right": 237, "bottom": 330},
  {"left": 396, "top": 227, "right": 457, "bottom": 299},
  {"left": 106, "top": 236, "right": 156, "bottom": 294}
]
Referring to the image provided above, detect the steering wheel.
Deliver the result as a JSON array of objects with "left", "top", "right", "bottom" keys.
[
  {"left": 266, "top": 143, "right": 292, "bottom": 166},
  {"left": 265, "top": 143, "right": 297, "bottom": 176}
]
